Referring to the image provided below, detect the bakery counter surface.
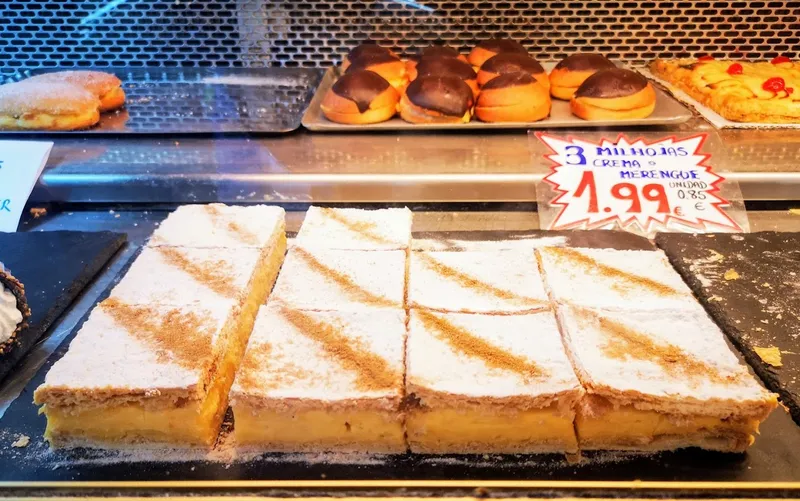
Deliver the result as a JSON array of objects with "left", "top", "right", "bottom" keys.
[
  {"left": 30, "top": 119, "right": 800, "bottom": 204},
  {"left": 2, "top": 205, "right": 799, "bottom": 420},
  {"left": 0, "top": 206, "right": 799, "bottom": 497}
]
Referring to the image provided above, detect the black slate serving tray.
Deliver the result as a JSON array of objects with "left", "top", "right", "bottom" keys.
[
  {"left": 0, "top": 231, "right": 126, "bottom": 383},
  {"left": 0, "top": 230, "right": 799, "bottom": 496}
]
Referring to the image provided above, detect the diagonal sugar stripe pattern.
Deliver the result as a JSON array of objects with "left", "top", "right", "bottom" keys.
[
  {"left": 109, "top": 245, "right": 263, "bottom": 307},
  {"left": 295, "top": 206, "right": 412, "bottom": 251},
  {"left": 536, "top": 247, "right": 698, "bottom": 311},
  {"left": 232, "top": 305, "right": 405, "bottom": 402},
  {"left": 148, "top": 203, "right": 286, "bottom": 249},
  {"left": 270, "top": 246, "right": 406, "bottom": 311},
  {"left": 556, "top": 303, "right": 775, "bottom": 411},
  {"left": 410, "top": 250, "right": 550, "bottom": 314}
]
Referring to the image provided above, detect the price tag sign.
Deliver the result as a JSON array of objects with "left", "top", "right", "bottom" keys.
[
  {"left": 0, "top": 141, "right": 53, "bottom": 233},
  {"left": 536, "top": 133, "right": 743, "bottom": 234}
]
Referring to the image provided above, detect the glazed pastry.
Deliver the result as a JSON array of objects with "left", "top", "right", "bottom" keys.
[
  {"left": 467, "top": 38, "right": 528, "bottom": 69},
  {"left": 0, "top": 81, "right": 100, "bottom": 131},
  {"left": 650, "top": 58, "right": 800, "bottom": 123},
  {"left": 341, "top": 43, "right": 395, "bottom": 71},
  {"left": 25, "top": 71, "right": 125, "bottom": 112},
  {"left": 477, "top": 53, "right": 548, "bottom": 89},
  {"left": 409, "top": 57, "right": 479, "bottom": 98},
  {"left": 345, "top": 52, "right": 408, "bottom": 91},
  {"left": 321, "top": 70, "right": 400, "bottom": 124},
  {"left": 398, "top": 75, "right": 474, "bottom": 124},
  {"left": 549, "top": 53, "right": 617, "bottom": 100},
  {"left": 476, "top": 72, "right": 551, "bottom": 122},
  {"left": 570, "top": 68, "right": 656, "bottom": 120},
  {"left": 0, "top": 264, "right": 30, "bottom": 353}
]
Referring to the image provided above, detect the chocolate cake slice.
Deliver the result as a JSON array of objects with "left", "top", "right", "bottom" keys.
[
  {"left": 0, "top": 263, "right": 31, "bottom": 354},
  {"left": 655, "top": 232, "right": 800, "bottom": 424}
]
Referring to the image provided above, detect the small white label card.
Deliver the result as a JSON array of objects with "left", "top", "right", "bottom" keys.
[
  {"left": 534, "top": 132, "right": 746, "bottom": 236},
  {"left": 0, "top": 141, "right": 53, "bottom": 232}
]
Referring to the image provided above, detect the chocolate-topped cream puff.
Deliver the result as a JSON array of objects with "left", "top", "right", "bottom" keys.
[
  {"left": 476, "top": 72, "right": 551, "bottom": 123},
  {"left": 406, "top": 44, "right": 469, "bottom": 75},
  {"left": 549, "top": 53, "right": 617, "bottom": 100},
  {"left": 341, "top": 43, "right": 396, "bottom": 71},
  {"left": 570, "top": 68, "right": 656, "bottom": 120},
  {"left": 399, "top": 75, "right": 474, "bottom": 124},
  {"left": 477, "top": 53, "right": 548, "bottom": 89},
  {"left": 468, "top": 38, "right": 528, "bottom": 69},
  {"left": 346, "top": 52, "right": 408, "bottom": 91},
  {"left": 321, "top": 70, "right": 400, "bottom": 124},
  {"left": 409, "top": 57, "right": 479, "bottom": 97},
  {"left": 419, "top": 45, "right": 467, "bottom": 62}
]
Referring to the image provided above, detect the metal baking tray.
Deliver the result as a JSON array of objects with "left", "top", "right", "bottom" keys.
[
  {"left": 2, "top": 68, "right": 325, "bottom": 135},
  {"left": 0, "top": 230, "right": 798, "bottom": 498},
  {"left": 302, "top": 67, "right": 694, "bottom": 132}
]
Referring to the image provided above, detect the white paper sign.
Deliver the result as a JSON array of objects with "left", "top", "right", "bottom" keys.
[
  {"left": 537, "top": 133, "right": 743, "bottom": 234},
  {"left": 0, "top": 141, "right": 53, "bottom": 233}
]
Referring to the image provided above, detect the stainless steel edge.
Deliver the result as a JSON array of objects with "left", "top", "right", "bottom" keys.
[{"left": 34, "top": 171, "right": 800, "bottom": 204}]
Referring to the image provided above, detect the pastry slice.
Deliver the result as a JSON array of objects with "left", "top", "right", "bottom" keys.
[
  {"left": 110, "top": 244, "right": 282, "bottom": 317},
  {"left": 0, "top": 265, "right": 31, "bottom": 352},
  {"left": 409, "top": 250, "right": 549, "bottom": 314},
  {"left": 536, "top": 247, "right": 697, "bottom": 311},
  {"left": 34, "top": 298, "right": 245, "bottom": 447},
  {"left": 230, "top": 304, "right": 406, "bottom": 452},
  {"left": 295, "top": 206, "right": 412, "bottom": 251},
  {"left": 556, "top": 304, "right": 778, "bottom": 452},
  {"left": 270, "top": 247, "right": 405, "bottom": 311},
  {"left": 148, "top": 204, "right": 286, "bottom": 249},
  {"left": 406, "top": 309, "right": 582, "bottom": 454}
]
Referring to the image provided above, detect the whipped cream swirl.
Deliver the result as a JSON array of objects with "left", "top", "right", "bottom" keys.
[{"left": 0, "top": 286, "right": 22, "bottom": 344}]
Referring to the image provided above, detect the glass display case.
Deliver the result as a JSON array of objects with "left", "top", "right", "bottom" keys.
[{"left": 0, "top": 1, "right": 799, "bottom": 498}]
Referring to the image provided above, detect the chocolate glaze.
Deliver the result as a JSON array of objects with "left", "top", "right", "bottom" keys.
[
  {"left": 406, "top": 75, "right": 474, "bottom": 116},
  {"left": 481, "top": 71, "right": 536, "bottom": 91},
  {"left": 554, "top": 53, "right": 616, "bottom": 72},
  {"left": 346, "top": 43, "right": 392, "bottom": 61},
  {"left": 415, "top": 56, "right": 476, "bottom": 80},
  {"left": 332, "top": 70, "right": 391, "bottom": 113},
  {"left": 574, "top": 68, "right": 648, "bottom": 99},
  {"left": 345, "top": 51, "right": 401, "bottom": 73},
  {"left": 420, "top": 45, "right": 462, "bottom": 59},
  {"left": 476, "top": 38, "right": 528, "bottom": 55},
  {"left": 481, "top": 53, "right": 545, "bottom": 75}
]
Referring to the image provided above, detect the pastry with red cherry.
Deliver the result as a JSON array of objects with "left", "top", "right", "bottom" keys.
[{"left": 650, "top": 57, "right": 800, "bottom": 123}]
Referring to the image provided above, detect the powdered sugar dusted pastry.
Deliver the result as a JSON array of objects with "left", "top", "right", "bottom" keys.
[
  {"left": 536, "top": 247, "right": 697, "bottom": 311},
  {"left": 409, "top": 250, "right": 549, "bottom": 314},
  {"left": 230, "top": 304, "right": 406, "bottom": 452},
  {"left": 295, "top": 206, "right": 411, "bottom": 251},
  {"left": 556, "top": 304, "right": 778, "bottom": 452},
  {"left": 26, "top": 71, "right": 126, "bottom": 112},
  {"left": 0, "top": 81, "right": 100, "bottom": 131},
  {"left": 270, "top": 247, "right": 405, "bottom": 312},
  {"left": 406, "top": 309, "right": 582, "bottom": 453}
]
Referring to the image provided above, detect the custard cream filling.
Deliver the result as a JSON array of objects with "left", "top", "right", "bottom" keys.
[
  {"left": 0, "top": 109, "right": 99, "bottom": 130},
  {"left": 234, "top": 407, "right": 405, "bottom": 451},
  {"left": 407, "top": 405, "right": 578, "bottom": 453},
  {"left": 576, "top": 405, "right": 761, "bottom": 445}
]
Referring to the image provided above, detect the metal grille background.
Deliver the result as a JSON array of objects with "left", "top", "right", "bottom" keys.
[{"left": 2, "top": 0, "right": 799, "bottom": 80}]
